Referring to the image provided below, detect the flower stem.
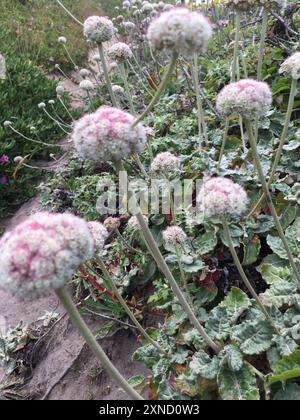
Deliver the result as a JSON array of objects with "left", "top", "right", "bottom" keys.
[
  {"left": 120, "top": 62, "right": 135, "bottom": 114},
  {"left": 98, "top": 43, "right": 118, "bottom": 108},
  {"left": 175, "top": 245, "right": 193, "bottom": 306},
  {"left": 56, "top": 0, "right": 83, "bottom": 26},
  {"left": 232, "top": 11, "right": 241, "bottom": 82},
  {"left": 257, "top": 9, "right": 268, "bottom": 81},
  {"left": 244, "top": 118, "right": 300, "bottom": 286},
  {"left": 247, "top": 78, "right": 298, "bottom": 218},
  {"left": 96, "top": 257, "right": 166, "bottom": 354},
  {"left": 55, "top": 287, "right": 143, "bottom": 400},
  {"left": 135, "top": 212, "right": 221, "bottom": 353},
  {"left": 190, "top": 54, "right": 208, "bottom": 149},
  {"left": 222, "top": 218, "right": 277, "bottom": 329},
  {"left": 132, "top": 52, "right": 179, "bottom": 128},
  {"left": 217, "top": 118, "right": 229, "bottom": 172}
]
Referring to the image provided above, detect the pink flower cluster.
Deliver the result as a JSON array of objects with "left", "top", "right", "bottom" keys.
[
  {"left": 0, "top": 213, "right": 94, "bottom": 300},
  {"left": 151, "top": 152, "right": 181, "bottom": 177},
  {"left": 216, "top": 79, "right": 272, "bottom": 119},
  {"left": 147, "top": 8, "right": 212, "bottom": 57},
  {"left": 279, "top": 52, "right": 300, "bottom": 80},
  {"left": 72, "top": 106, "right": 147, "bottom": 162},
  {"left": 83, "top": 16, "right": 114, "bottom": 44},
  {"left": 197, "top": 177, "right": 249, "bottom": 218},
  {"left": 162, "top": 226, "right": 187, "bottom": 246},
  {"left": 87, "top": 222, "right": 108, "bottom": 254}
]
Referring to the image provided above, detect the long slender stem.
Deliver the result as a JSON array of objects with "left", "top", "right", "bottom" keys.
[
  {"left": 222, "top": 219, "right": 277, "bottom": 327},
  {"left": 98, "top": 43, "right": 118, "bottom": 108},
  {"left": 232, "top": 11, "right": 241, "bottom": 82},
  {"left": 120, "top": 62, "right": 135, "bottom": 114},
  {"left": 135, "top": 213, "right": 221, "bottom": 353},
  {"left": 217, "top": 118, "right": 230, "bottom": 172},
  {"left": 96, "top": 257, "right": 165, "bottom": 354},
  {"left": 190, "top": 54, "right": 208, "bottom": 149},
  {"left": 244, "top": 119, "right": 300, "bottom": 285},
  {"left": 247, "top": 78, "right": 298, "bottom": 217},
  {"left": 257, "top": 9, "right": 268, "bottom": 81},
  {"left": 56, "top": 0, "right": 83, "bottom": 26},
  {"left": 56, "top": 287, "right": 143, "bottom": 400},
  {"left": 132, "top": 52, "right": 179, "bottom": 128}
]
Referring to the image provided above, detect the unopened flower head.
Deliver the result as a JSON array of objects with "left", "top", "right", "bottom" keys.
[
  {"left": 79, "top": 80, "right": 95, "bottom": 92},
  {"left": 72, "top": 106, "right": 147, "bottom": 162},
  {"left": 216, "top": 79, "right": 272, "bottom": 119},
  {"left": 0, "top": 213, "right": 94, "bottom": 300},
  {"left": 123, "top": 21, "right": 136, "bottom": 32},
  {"left": 83, "top": 16, "right": 115, "bottom": 43},
  {"left": 147, "top": 8, "right": 212, "bottom": 57},
  {"left": 87, "top": 222, "right": 108, "bottom": 253},
  {"left": 58, "top": 36, "right": 67, "bottom": 44},
  {"left": 127, "top": 215, "right": 148, "bottom": 230},
  {"left": 80, "top": 68, "right": 90, "bottom": 78},
  {"left": 162, "top": 226, "right": 187, "bottom": 246},
  {"left": 142, "top": 3, "right": 154, "bottom": 14},
  {"left": 56, "top": 85, "right": 65, "bottom": 96},
  {"left": 104, "top": 217, "right": 121, "bottom": 232},
  {"left": 151, "top": 152, "right": 181, "bottom": 176},
  {"left": 197, "top": 177, "right": 249, "bottom": 218},
  {"left": 112, "top": 85, "right": 125, "bottom": 95},
  {"left": 279, "top": 52, "right": 300, "bottom": 80},
  {"left": 108, "top": 43, "right": 133, "bottom": 63}
]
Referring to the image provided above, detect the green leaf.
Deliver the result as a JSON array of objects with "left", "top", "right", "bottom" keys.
[
  {"left": 262, "top": 280, "right": 299, "bottom": 308},
  {"left": 217, "top": 364, "right": 259, "bottom": 400},
  {"left": 269, "top": 350, "right": 300, "bottom": 385},
  {"left": 257, "top": 254, "right": 291, "bottom": 285},
  {"left": 189, "top": 351, "right": 221, "bottom": 380},
  {"left": 232, "top": 320, "right": 274, "bottom": 355},
  {"left": 225, "top": 345, "right": 244, "bottom": 372},
  {"left": 193, "top": 231, "right": 217, "bottom": 256},
  {"left": 273, "top": 335, "right": 299, "bottom": 357},
  {"left": 242, "top": 236, "right": 261, "bottom": 266},
  {"left": 206, "top": 307, "right": 231, "bottom": 341},
  {"left": 220, "top": 288, "right": 251, "bottom": 323},
  {"left": 274, "top": 384, "right": 300, "bottom": 400},
  {"left": 267, "top": 235, "right": 288, "bottom": 260}
]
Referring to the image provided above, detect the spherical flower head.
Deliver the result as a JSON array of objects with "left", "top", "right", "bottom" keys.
[
  {"left": 112, "top": 85, "right": 125, "bottom": 95},
  {"left": 279, "top": 52, "right": 300, "bottom": 80},
  {"left": 197, "top": 177, "right": 248, "bottom": 218},
  {"left": 151, "top": 152, "right": 181, "bottom": 177},
  {"left": 104, "top": 217, "right": 121, "bottom": 232},
  {"left": 142, "top": 3, "right": 154, "bottom": 14},
  {"left": 216, "top": 79, "right": 272, "bottom": 120},
  {"left": 162, "top": 226, "right": 187, "bottom": 246},
  {"left": 56, "top": 85, "right": 65, "bottom": 96},
  {"left": 83, "top": 16, "right": 114, "bottom": 44},
  {"left": 107, "top": 43, "right": 133, "bottom": 63},
  {"left": 80, "top": 68, "right": 90, "bottom": 78},
  {"left": 79, "top": 80, "right": 95, "bottom": 92},
  {"left": 87, "top": 222, "right": 108, "bottom": 254},
  {"left": 127, "top": 215, "right": 148, "bottom": 231},
  {"left": 147, "top": 8, "right": 213, "bottom": 57},
  {"left": 0, "top": 213, "right": 94, "bottom": 300},
  {"left": 58, "top": 36, "right": 67, "bottom": 44},
  {"left": 123, "top": 21, "right": 136, "bottom": 32},
  {"left": 72, "top": 106, "right": 147, "bottom": 162}
]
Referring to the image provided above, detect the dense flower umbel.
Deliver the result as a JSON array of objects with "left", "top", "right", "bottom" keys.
[
  {"left": 87, "top": 222, "right": 108, "bottom": 253},
  {"left": 162, "top": 226, "right": 187, "bottom": 246},
  {"left": 197, "top": 177, "right": 249, "bottom": 218},
  {"left": 279, "top": 52, "right": 300, "bottom": 80},
  {"left": 151, "top": 152, "right": 181, "bottom": 176},
  {"left": 147, "top": 8, "right": 212, "bottom": 57},
  {"left": 83, "top": 16, "right": 115, "bottom": 43},
  {"left": 0, "top": 213, "right": 94, "bottom": 300},
  {"left": 216, "top": 79, "right": 272, "bottom": 119},
  {"left": 72, "top": 106, "right": 147, "bottom": 162},
  {"left": 108, "top": 43, "right": 133, "bottom": 63},
  {"left": 104, "top": 217, "right": 121, "bottom": 232}
]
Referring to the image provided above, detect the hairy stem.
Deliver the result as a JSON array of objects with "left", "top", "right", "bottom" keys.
[
  {"left": 98, "top": 43, "right": 118, "bottom": 108},
  {"left": 257, "top": 9, "right": 268, "bottom": 81}
]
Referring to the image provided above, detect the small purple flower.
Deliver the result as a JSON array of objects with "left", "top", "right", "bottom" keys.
[
  {"left": 0, "top": 155, "right": 9, "bottom": 165},
  {"left": 0, "top": 176, "right": 8, "bottom": 185}
]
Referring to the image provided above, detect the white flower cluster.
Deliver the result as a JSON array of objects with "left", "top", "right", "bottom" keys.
[
  {"left": 108, "top": 43, "right": 133, "bottom": 63},
  {"left": 279, "top": 52, "right": 300, "bottom": 80},
  {"left": 151, "top": 152, "right": 181, "bottom": 177},
  {"left": 197, "top": 177, "right": 249, "bottom": 218},
  {"left": 83, "top": 16, "right": 115, "bottom": 44},
  {"left": 147, "top": 8, "right": 213, "bottom": 57},
  {"left": 72, "top": 106, "right": 147, "bottom": 162},
  {"left": 87, "top": 222, "right": 108, "bottom": 253},
  {"left": 216, "top": 79, "right": 272, "bottom": 120},
  {"left": 0, "top": 213, "right": 94, "bottom": 300},
  {"left": 79, "top": 80, "right": 95, "bottom": 92},
  {"left": 162, "top": 226, "right": 187, "bottom": 246}
]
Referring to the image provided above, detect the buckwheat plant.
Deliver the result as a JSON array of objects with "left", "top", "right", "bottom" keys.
[
  {"left": 133, "top": 7, "right": 213, "bottom": 127},
  {"left": 217, "top": 79, "right": 300, "bottom": 286},
  {"left": 151, "top": 152, "right": 181, "bottom": 178},
  {"left": 0, "top": 212, "right": 142, "bottom": 399}
]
